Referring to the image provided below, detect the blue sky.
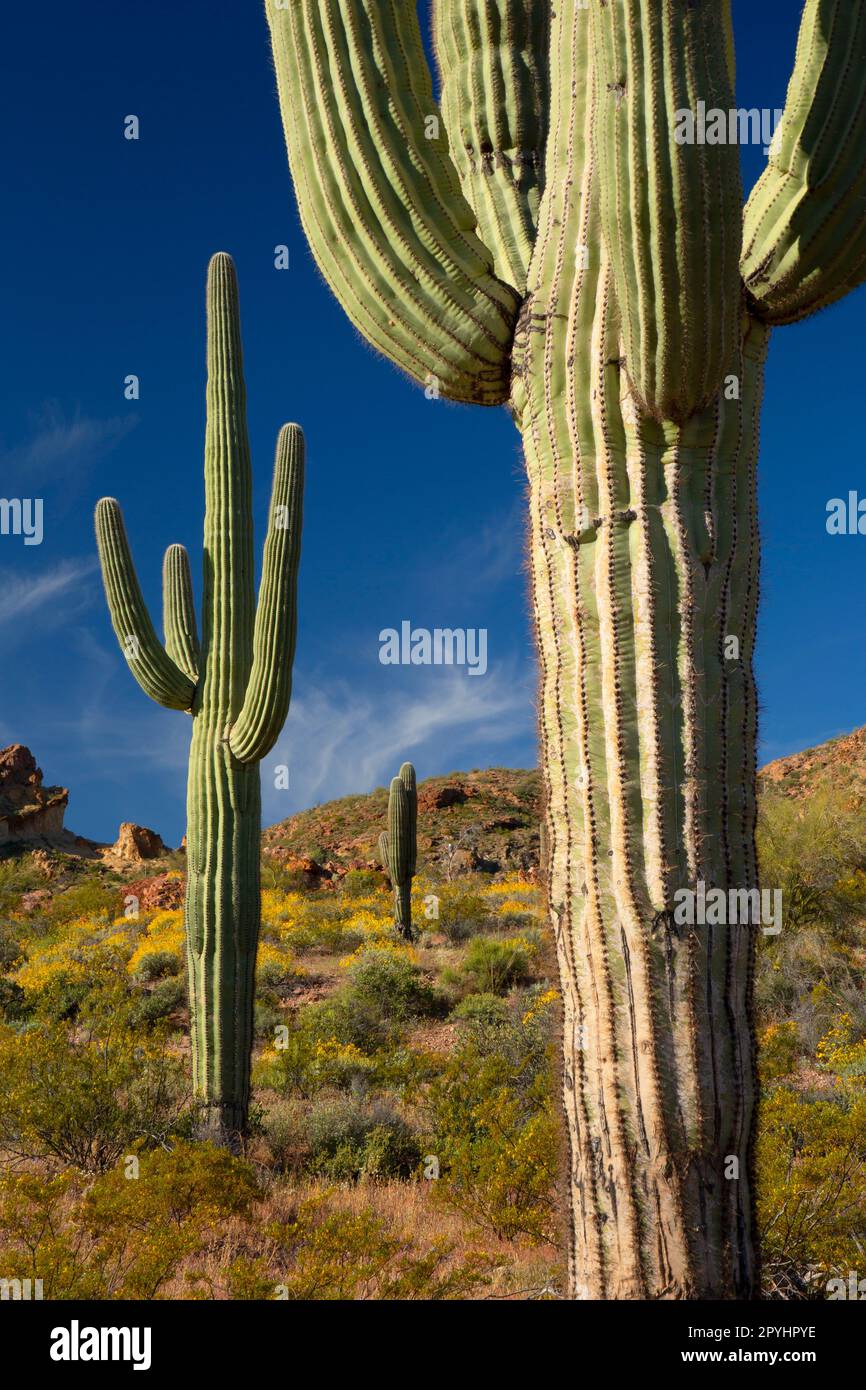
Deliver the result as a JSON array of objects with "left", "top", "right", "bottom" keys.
[{"left": 2, "top": 2, "right": 864, "bottom": 847}]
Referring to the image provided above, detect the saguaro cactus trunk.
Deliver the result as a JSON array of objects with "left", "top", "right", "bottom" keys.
[
  {"left": 378, "top": 762, "right": 418, "bottom": 939},
  {"left": 96, "top": 254, "right": 304, "bottom": 1143},
  {"left": 266, "top": 0, "right": 866, "bottom": 1296}
]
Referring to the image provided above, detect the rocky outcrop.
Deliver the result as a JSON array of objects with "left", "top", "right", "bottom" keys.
[
  {"left": 111, "top": 823, "right": 168, "bottom": 862},
  {"left": 124, "top": 872, "right": 185, "bottom": 911},
  {"left": 0, "top": 745, "right": 68, "bottom": 845},
  {"left": 418, "top": 783, "right": 470, "bottom": 812}
]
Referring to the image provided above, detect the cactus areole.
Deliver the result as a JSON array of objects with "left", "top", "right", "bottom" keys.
[
  {"left": 96, "top": 254, "right": 304, "bottom": 1144},
  {"left": 267, "top": 2, "right": 866, "bottom": 1296},
  {"left": 379, "top": 762, "right": 418, "bottom": 939}
]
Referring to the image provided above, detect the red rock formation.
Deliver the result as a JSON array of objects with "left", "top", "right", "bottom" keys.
[{"left": 0, "top": 745, "right": 68, "bottom": 844}]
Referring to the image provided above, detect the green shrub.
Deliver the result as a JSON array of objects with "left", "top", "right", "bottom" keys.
[
  {"left": 300, "top": 993, "right": 392, "bottom": 1053},
  {"left": 756, "top": 927, "right": 866, "bottom": 1052},
  {"left": 345, "top": 949, "right": 440, "bottom": 1022},
  {"left": 0, "top": 1143, "right": 259, "bottom": 1300},
  {"left": 263, "top": 1097, "right": 313, "bottom": 1171},
  {"left": 133, "top": 950, "right": 180, "bottom": 983},
  {"left": 0, "top": 853, "right": 50, "bottom": 909},
  {"left": 0, "top": 922, "right": 23, "bottom": 972},
  {"left": 0, "top": 995, "right": 189, "bottom": 1171},
  {"left": 131, "top": 978, "right": 186, "bottom": 1026},
  {"left": 339, "top": 869, "right": 383, "bottom": 897},
  {"left": 757, "top": 789, "right": 866, "bottom": 934},
  {"left": 44, "top": 879, "right": 120, "bottom": 927},
  {"left": 426, "top": 991, "right": 557, "bottom": 1243},
  {"left": 759, "top": 1021, "right": 801, "bottom": 1081},
  {"left": 254, "top": 991, "right": 286, "bottom": 1039},
  {"left": 256, "top": 1029, "right": 380, "bottom": 1098},
  {"left": 450, "top": 934, "right": 538, "bottom": 996},
  {"left": 758, "top": 1086, "right": 866, "bottom": 1294},
  {"left": 0, "top": 977, "right": 30, "bottom": 1023},
  {"left": 429, "top": 882, "right": 491, "bottom": 943},
  {"left": 451, "top": 993, "right": 511, "bottom": 1028},
  {"left": 304, "top": 1094, "right": 421, "bottom": 1181}
]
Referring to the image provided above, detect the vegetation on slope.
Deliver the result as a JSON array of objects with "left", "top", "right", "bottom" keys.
[{"left": 0, "top": 754, "right": 863, "bottom": 1299}]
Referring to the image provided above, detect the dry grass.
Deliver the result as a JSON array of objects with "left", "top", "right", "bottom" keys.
[{"left": 159, "top": 1176, "right": 562, "bottom": 1301}]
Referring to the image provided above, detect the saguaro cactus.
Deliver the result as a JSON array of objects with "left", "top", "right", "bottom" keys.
[
  {"left": 95, "top": 253, "right": 304, "bottom": 1143},
  {"left": 378, "top": 762, "right": 417, "bottom": 940},
  {"left": 266, "top": 1, "right": 866, "bottom": 1297}
]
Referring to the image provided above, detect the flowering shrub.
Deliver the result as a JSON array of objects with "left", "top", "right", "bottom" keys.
[
  {"left": 126, "top": 910, "right": 184, "bottom": 977},
  {"left": 0, "top": 995, "right": 189, "bottom": 1171},
  {"left": 426, "top": 990, "right": 558, "bottom": 1243}
]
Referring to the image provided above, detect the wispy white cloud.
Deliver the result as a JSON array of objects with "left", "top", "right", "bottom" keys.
[
  {"left": 0, "top": 407, "right": 138, "bottom": 482},
  {"left": 262, "top": 663, "right": 533, "bottom": 826},
  {"left": 0, "top": 557, "right": 99, "bottom": 630}
]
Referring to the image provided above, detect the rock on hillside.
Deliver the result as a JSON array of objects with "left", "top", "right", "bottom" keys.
[
  {"left": 0, "top": 745, "right": 69, "bottom": 845},
  {"left": 263, "top": 768, "right": 542, "bottom": 881}
]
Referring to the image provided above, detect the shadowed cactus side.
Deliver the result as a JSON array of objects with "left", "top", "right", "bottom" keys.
[
  {"left": 378, "top": 762, "right": 417, "bottom": 940},
  {"left": 95, "top": 253, "right": 304, "bottom": 1145},
  {"left": 267, "top": 0, "right": 866, "bottom": 1296}
]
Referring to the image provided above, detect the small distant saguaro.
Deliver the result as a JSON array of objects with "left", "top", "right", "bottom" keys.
[{"left": 379, "top": 762, "right": 418, "bottom": 940}]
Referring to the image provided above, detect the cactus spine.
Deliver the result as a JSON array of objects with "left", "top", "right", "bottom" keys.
[
  {"left": 379, "top": 762, "right": 417, "bottom": 940},
  {"left": 95, "top": 253, "right": 304, "bottom": 1144},
  {"left": 267, "top": 0, "right": 866, "bottom": 1297}
]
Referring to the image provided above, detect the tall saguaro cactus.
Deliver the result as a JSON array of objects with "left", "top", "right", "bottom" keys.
[
  {"left": 266, "top": 1, "right": 866, "bottom": 1297},
  {"left": 378, "top": 762, "right": 418, "bottom": 940},
  {"left": 95, "top": 253, "right": 304, "bottom": 1143}
]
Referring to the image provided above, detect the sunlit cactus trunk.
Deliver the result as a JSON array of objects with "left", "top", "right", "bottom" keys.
[
  {"left": 185, "top": 745, "right": 261, "bottom": 1139},
  {"left": 378, "top": 762, "right": 418, "bottom": 940},
  {"left": 509, "top": 13, "right": 766, "bottom": 1298},
  {"left": 515, "top": 321, "right": 768, "bottom": 1298},
  {"left": 266, "top": 0, "right": 866, "bottom": 1295},
  {"left": 96, "top": 254, "right": 304, "bottom": 1145}
]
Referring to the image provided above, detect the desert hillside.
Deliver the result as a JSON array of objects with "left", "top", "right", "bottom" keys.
[
  {"left": 0, "top": 735, "right": 864, "bottom": 1299},
  {"left": 263, "top": 768, "right": 541, "bottom": 882}
]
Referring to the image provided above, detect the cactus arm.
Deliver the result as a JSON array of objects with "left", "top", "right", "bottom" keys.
[
  {"left": 399, "top": 761, "right": 417, "bottom": 875},
  {"left": 431, "top": 1, "right": 550, "bottom": 294},
  {"left": 163, "top": 544, "right": 200, "bottom": 682},
  {"left": 229, "top": 424, "right": 304, "bottom": 765},
  {"left": 95, "top": 498, "right": 196, "bottom": 711},
  {"left": 378, "top": 830, "right": 391, "bottom": 878},
  {"left": 265, "top": 0, "right": 520, "bottom": 405},
  {"left": 741, "top": 0, "right": 866, "bottom": 324},
  {"left": 589, "top": 0, "right": 743, "bottom": 423}
]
